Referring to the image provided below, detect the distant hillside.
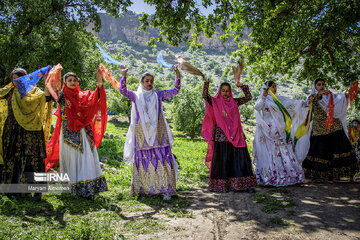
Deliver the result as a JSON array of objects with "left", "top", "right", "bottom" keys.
[{"left": 86, "top": 12, "right": 251, "bottom": 51}]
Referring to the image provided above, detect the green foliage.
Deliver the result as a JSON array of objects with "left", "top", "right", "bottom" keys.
[
  {"left": 239, "top": 103, "right": 255, "bottom": 121},
  {"left": 140, "top": 0, "right": 360, "bottom": 85},
  {"left": 171, "top": 82, "right": 206, "bottom": 139},
  {"left": 0, "top": 0, "right": 132, "bottom": 87},
  {"left": 106, "top": 75, "right": 138, "bottom": 120}
]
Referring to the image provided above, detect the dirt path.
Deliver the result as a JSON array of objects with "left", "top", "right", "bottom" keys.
[{"left": 131, "top": 183, "right": 360, "bottom": 240}]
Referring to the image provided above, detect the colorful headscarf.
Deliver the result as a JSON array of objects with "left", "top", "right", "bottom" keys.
[
  {"left": 157, "top": 52, "right": 173, "bottom": 68},
  {"left": 201, "top": 86, "right": 246, "bottom": 169},
  {"left": 96, "top": 43, "right": 124, "bottom": 66},
  {"left": 13, "top": 66, "right": 51, "bottom": 99},
  {"left": 98, "top": 63, "right": 120, "bottom": 90},
  {"left": 46, "top": 64, "right": 63, "bottom": 102},
  {"left": 45, "top": 78, "right": 108, "bottom": 171}
]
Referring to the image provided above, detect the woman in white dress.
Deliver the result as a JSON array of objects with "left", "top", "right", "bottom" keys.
[
  {"left": 253, "top": 81, "right": 311, "bottom": 186},
  {"left": 45, "top": 70, "right": 108, "bottom": 198}
]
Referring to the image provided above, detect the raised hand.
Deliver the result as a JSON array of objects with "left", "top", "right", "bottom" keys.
[
  {"left": 235, "top": 81, "right": 243, "bottom": 88},
  {"left": 173, "top": 65, "right": 180, "bottom": 79},
  {"left": 203, "top": 75, "right": 210, "bottom": 83},
  {"left": 263, "top": 88, "right": 269, "bottom": 97},
  {"left": 120, "top": 65, "right": 128, "bottom": 77},
  {"left": 96, "top": 68, "right": 103, "bottom": 87},
  {"left": 232, "top": 58, "right": 244, "bottom": 84}
]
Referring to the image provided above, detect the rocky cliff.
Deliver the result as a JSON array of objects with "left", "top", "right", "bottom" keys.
[{"left": 86, "top": 12, "right": 250, "bottom": 51}]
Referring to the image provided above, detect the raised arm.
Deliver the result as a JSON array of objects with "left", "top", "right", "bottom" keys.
[
  {"left": 202, "top": 77, "right": 212, "bottom": 105},
  {"left": 159, "top": 65, "right": 181, "bottom": 100},
  {"left": 119, "top": 66, "right": 136, "bottom": 102},
  {"left": 234, "top": 83, "right": 252, "bottom": 106},
  {"left": 254, "top": 95, "right": 266, "bottom": 111}
]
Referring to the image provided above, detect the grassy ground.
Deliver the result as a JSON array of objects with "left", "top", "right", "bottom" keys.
[
  {"left": 0, "top": 119, "right": 211, "bottom": 239},
  {"left": 2, "top": 119, "right": 358, "bottom": 239}
]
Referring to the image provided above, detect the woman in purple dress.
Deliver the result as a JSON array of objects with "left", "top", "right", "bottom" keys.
[{"left": 120, "top": 65, "right": 181, "bottom": 200}]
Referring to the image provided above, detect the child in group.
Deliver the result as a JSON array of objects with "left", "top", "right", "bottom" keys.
[
  {"left": 302, "top": 78, "right": 358, "bottom": 182},
  {"left": 0, "top": 68, "right": 52, "bottom": 201},
  {"left": 45, "top": 69, "right": 108, "bottom": 199},
  {"left": 120, "top": 65, "right": 181, "bottom": 200},
  {"left": 201, "top": 76, "right": 256, "bottom": 193},
  {"left": 348, "top": 119, "right": 360, "bottom": 165},
  {"left": 253, "top": 81, "right": 310, "bottom": 187}
]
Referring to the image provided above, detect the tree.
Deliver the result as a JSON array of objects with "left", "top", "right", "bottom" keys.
[
  {"left": 171, "top": 82, "right": 206, "bottom": 139},
  {"left": 139, "top": 0, "right": 360, "bottom": 86},
  {"left": 0, "top": 0, "right": 131, "bottom": 87},
  {"left": 106, "top": 75, "right": 138, "bottom": 122}
]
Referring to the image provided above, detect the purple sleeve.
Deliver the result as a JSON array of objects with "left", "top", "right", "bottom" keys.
[
  {"left": 119, "top": 76, "right": 136, "bottom": 102},
  {"left": 158, "top": 78, "right": 181, "bottom": 100}
]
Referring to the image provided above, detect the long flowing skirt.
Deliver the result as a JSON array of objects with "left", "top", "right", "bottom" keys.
[
  {"left": 2, "top": 110, "right": 45, "bottom": 184},
  {"left": 209, "top": 142, "right": 256, "bottom": 192},
  {"left": 254, "top": 142, "right": 305, "bottom": 187},
  {"left": 303, "top": 129, "right": 358, "bottom": 182},
  {"left": 60, "top": 128, "right": 108, "bottom": 197},
  {"left": 131, "top": 145, "right": 176, "bottom": 196}
]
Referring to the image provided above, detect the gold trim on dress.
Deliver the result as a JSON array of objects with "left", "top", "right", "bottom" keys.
[{"left": 131, "top": 159, "right": 176, "bottom": 195}]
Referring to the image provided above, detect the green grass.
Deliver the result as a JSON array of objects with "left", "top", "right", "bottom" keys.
[
  {"left": 269, "top": 216, "right": 294, "bottom": 226},
  {"left": 253, "top": 193, "right": 295, "bottom": 214},
  {"left": 0, "top": 119, "right": 214, "bottom": 239}
]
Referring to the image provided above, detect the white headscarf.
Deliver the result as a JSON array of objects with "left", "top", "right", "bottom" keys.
[{"left": 124, "top": 84, "right": 158, "bottom": 166}]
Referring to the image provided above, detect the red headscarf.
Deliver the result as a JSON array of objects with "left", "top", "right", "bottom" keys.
[
  {"left": 45, "top": 83, "right": 107, "bottom": 171},
  {"left": 201, "top": 89, "right": 246, "bottom": 169}
]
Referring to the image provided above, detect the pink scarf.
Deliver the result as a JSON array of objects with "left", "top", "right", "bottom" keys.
[{"left": 201, "top": 90, "right": 246, "bottom": 169}]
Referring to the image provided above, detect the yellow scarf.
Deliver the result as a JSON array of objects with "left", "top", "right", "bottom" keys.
[
  {"left": 349, "top": 127, "right": 359, "bottom": 145},
  {"left": 0, "top": 83, "right": 52, "bottom": 164}
]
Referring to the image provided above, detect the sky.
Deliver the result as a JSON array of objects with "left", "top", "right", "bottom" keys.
[
  {"left": 128, "top": 0, "right": 215, "bottom": 15},
  {"left": 128, "top": 0, "right": 155, "bottom": 14}
]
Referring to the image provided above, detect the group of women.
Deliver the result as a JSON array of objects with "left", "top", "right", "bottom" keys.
[{"left": 0, "top": 62, "right": 359, "bottom": 202}]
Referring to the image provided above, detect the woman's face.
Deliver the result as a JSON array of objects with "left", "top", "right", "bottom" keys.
[
  {"left": 65, "top": 76, "right": 78, "bottom": 89},
  {"left": 142, "top": 76, "right": 154, "bottom": 90},
  {"left": 315, "top": 80, "right": 326, "bottom": 92},
  {"left": 12, "top": 74, "right": 20, "bottom": 80},
  {"left": 11, "top": 74, "right": 20, "bottom": 87},
  {"left": 352, "top": 121, "right": 360, "bottom": 132},
  {"left": 220, "top": 85, "right": 231, "bottom": 100},
  {"left": 269, "top": 83, "right": 277, "bottom": 95}
]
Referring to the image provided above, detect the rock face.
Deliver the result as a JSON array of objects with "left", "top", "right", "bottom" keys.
[{"left": 86, "top": 12, "right": 250, "bottom": 50}]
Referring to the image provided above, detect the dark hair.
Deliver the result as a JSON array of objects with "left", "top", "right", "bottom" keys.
[
  {"left": 141, "top": 72, "right": 154, "bottom": 82},
  {"left": 220, "top": 82, "right": 231, "bottom": 90},
  {"left": 264, "top": 80, "right": 275, "bottom": 88},
  {"left": 352, "top": 119, "right": 360, "bottom": 124},
  {"left": 314, "top": 78, "right": 325, "bottom": 85},
  {"left": 11, "top": 68, "right": 27, "bottom": 80},
  {"left": 63, "top": 72, "right": 78, "bottom": 82}
]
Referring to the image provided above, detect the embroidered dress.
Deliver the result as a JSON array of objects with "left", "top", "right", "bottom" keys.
[
  {"left": 202, "top": 81, "right": 256, "bottom": 192},
  {"left": 45, "top": 82, "right": 108, "bottom": 198},
  {"left": 253, "top": 85, "right": 309, "bottom": 187},
  {"left": 120, "top": 76, "right": 180, "bottom": 196},
  {"left": 57, "top": 92, "right": 107, "bottom": 197},
  {"left": 1, "top": 87, "right": 51, "bottom": 185},
  {"left": 302, "top": 83, "right": 358, "bottom": 182}
]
